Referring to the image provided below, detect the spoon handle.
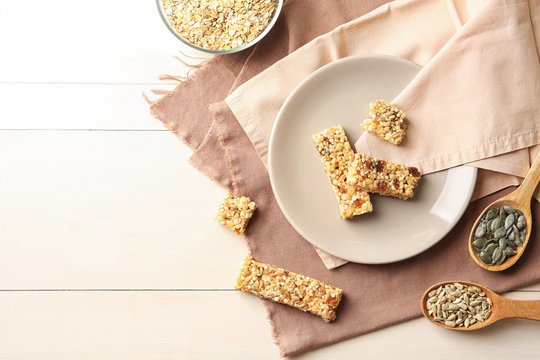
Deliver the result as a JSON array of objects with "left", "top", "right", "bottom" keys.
[
  {"left": 501, "top": 298, "right": 540, "bottom": 321},
  {"left": 508, "top": 151, "right": 540, "bottom": 205}
]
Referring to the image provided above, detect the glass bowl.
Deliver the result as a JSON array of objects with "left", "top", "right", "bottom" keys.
[{"left": 156, "top": 0, "right": 283, "bottom": 54}]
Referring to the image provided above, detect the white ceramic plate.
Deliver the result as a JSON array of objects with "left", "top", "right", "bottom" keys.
[{"left": 268, "top": 55, "right": 477, "bottom": 264}]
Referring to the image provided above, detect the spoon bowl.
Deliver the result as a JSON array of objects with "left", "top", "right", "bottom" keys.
[
  {"left": 421, "top": 281, "right": 540, "bottom": 330},
  {"left": 469, "top": 151, "right": 540, "bottom": 271}
]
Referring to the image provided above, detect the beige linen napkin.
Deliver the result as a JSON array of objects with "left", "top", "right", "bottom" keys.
[{"left": 226, "top": 0, "right": 540, "bottom": 267}]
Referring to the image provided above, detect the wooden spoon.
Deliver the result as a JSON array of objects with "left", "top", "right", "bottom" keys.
[
  {"left": 421, "top": 281, "right": 540, "bottom": 330},
  {"left": 468, "top": 151, "right": 540, "bottom": 271}
]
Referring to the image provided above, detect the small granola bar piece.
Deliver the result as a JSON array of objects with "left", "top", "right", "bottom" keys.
[
  {"left": 312, "top": 125, "right": 372, "bottom": 219},
  {"left": 216, "top": 193, "right": 257, "bottom": 234},
  {"left": 348, "top": 154, "right": 421, "bottom": 200},
  {"left": 361, "top": 100, "right": 407, "bottom": 145},
  {"left": 235, "top": 257, "right": 343, "bottom": 322}
]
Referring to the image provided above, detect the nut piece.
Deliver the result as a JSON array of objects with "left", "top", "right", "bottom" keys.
[
  {"left": 361, "top": 100, "right": 407, "bottom": 145},
  {"left": 347, "top": 154, "right": 421, "bottom": 200},
  {"left": 161, "top": 0, "right": 278, "bottom": 51},
  {"left": 216, "top": 193, "right": 257, "bottom": 234},
  {"left": 312, "top": 125, "right": 372, "bottom": 219},
  {"left": 235, "top": 257, "right": 344, "bottom": 322}
]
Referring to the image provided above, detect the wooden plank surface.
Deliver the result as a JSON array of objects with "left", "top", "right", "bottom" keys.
[
  {"left": 2, "top": 0, "right": 540, "bottom": 358},
  {"left": 0, "top": 291, "right": 539, "bottom": 359},
  {"left": 0, "top": 131, "right": 248, "bottom": 289},
  {"left": 0, "top": 84, "right": 174, "bottom": 130},
  {"left": 0, "top": 0, "right": 209, "bottom": 83}
]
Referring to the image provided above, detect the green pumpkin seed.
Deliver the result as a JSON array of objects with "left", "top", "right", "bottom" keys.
[
  {"left": 517, "top": 221, "right": 526, "bottom": 230},
  {"left": 504, "top": 247, "right": 516, "bottom": 256},
  {"left": 494, "top": 227, "right": 506, "bottom": 239},
  {"left": 495, "top": 251, "right": 506, "bottom": 265},
  {"left": 475, "top": 223, "right": 487, "bottom": 238},
  {"left": 491, "top": 218, "right": 502, "bottom": 232},
  {"left": 486, "top": 207, "right": 499, "bottom": 220},
  {"left": 479, "top": 251, "right": 492, "bottom": 264},
  {"left": 503, "top": 206, "right": 514, "bottom": 214},
  {"left": 491, "top": 247, "right": 502, "bottom": 264},
  {"left": 506, "top": 239, "right": 517, "bottom": 250},
  {"left": 485, "top": 243, "right": 498, "bottom": 256},
  {"left": 499, "top": 238, "right": 507, "bottom": 250},
  {"left": 472, "top": 238, "right": 487, "bottom": 252},
  {"left": 505, "top": 214, "right": 515, "bottom": 229}
]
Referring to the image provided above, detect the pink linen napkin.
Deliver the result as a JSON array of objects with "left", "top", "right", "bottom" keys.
[{"left": 354, "top": 0, "right": 540, "bottom": 176}]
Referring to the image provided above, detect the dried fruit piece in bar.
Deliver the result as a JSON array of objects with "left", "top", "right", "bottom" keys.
[
  {"left": 216, "top": 193, "right": 257, "bottom": 234},
  {"left": 312, "top": 125, "right": 372, "bottom": 219},
  {"left": 235, "top": 257, "right": 343, "bottom": 322},
  {"left": 361, "top": 99, "right": 407, "bottom": 145},
  {"left": 348, "top": 154, "right": 421, "bottom": 200}
]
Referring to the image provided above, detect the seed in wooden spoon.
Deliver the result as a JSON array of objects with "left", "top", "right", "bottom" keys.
[
  {"left": 425, "top": 283, "right": 492, "bottom": 328},
  {"left": 471, "top": 206, "right": 527, "bottom": 265}
]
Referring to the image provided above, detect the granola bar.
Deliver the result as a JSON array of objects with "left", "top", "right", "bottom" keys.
[
  {"left": 215, "top": 193, "right": 257, "bottom": 234},
  {"left": 347, "top": 154, "right": 421, "bottom": 200},
  {"left": 312, "top": 125, "right": 372, "bottom": 219},
  {"left": 235, "top": 257, "right": 343, "bottom": 322},
  {"left": 361, "top": 100, "right": 407, "bottom": 145}
]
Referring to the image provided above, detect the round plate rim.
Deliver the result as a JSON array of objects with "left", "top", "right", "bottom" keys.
[{"left": 268, "top": 54, "right": 477, "bottom": 264}]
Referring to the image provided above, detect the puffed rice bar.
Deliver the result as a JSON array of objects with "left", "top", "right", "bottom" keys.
[
  {"left": 347, "top": 154, "right": 421, "bottom": 200},
  {"left": 235, "top": 257, "right": 343, "bottom": 322},
  {"left": 216, "top": 193, "right": 257, "bottom": 234},
  {"left": 361, "top": 100, "right": 407, "bottom": 145},
  {"left": 312, "top": 125, "right": 372, "bottom": 219}
]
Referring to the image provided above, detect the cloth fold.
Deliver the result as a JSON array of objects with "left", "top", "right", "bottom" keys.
[
  {"left": 225, "top": 0, "right": 540, "bottom": 268},
  {"left": 148, "top": 0, "right": 540, "bottom": 356},
  {"left": 354, "top": 0, "right": 540, "bottom": 175}
]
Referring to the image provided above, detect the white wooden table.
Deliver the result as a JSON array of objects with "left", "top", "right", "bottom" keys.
[{"left": 2, "top": 1, "right": 540, "bottom": 358}]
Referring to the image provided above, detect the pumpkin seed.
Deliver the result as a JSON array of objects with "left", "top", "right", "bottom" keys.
[
  {"left": 494, "top": 227, "right": 506, "bottom": 239},
  {"left": 495, "top": 251, "right": 506, "bottom": 265},
  {"left": 503, "top": 205, "right": 515, "bottom": 214},
  {"left": 475, "top": 224, "right": 487, "bottom": 238},
  {"left": 472, "top": 238, "right": 487, "bottom": 252},
  {"left": 499, "top": 207, "right": 506, "bottom": 220},
  {"left": 484, "top": 243, "right": 498, "bottom": 256},
  {"left": 504, "top": 247, "right": 516, "bottom": 256},
  {"left": 504, "top": 214, "right": 515, "bottom": 229},
  {"left": 486, "top": 207, "right": 499, "bottom": 220},
  {"left": 491, "top": 217, "right": 502, "bottom": 232},
  {"left": 479, "top": 251, "right": 492, "bottom": 264},
  {"left": 492, "top": 247, "right": 502, "bottom": 264}
]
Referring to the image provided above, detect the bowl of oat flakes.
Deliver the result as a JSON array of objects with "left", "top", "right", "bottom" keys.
[{"left": 157, "top": 0, "right": 283, "bottom": 54}]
